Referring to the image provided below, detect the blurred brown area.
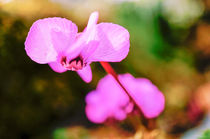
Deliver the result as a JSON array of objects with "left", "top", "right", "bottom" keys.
[
  {"left": 204, "top": 0, "right": 210, "bottom": 10},
  {"left": 195, "top": 23, "right": 210, "bottom": 55}
]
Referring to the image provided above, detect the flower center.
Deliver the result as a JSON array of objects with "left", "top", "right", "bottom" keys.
[{"left": 61, "top": 56, "right": 84, "bottom": 71}]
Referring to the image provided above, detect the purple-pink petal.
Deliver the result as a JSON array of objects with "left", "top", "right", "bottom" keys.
[
  {"left": 133, "top": 79, "right": 165, "bottom": 118},
  {"left": 85, "top": 73, "right": 165, "bottom": 123},
  {"left": 65, "top": 12, "right": 99, "bottom": 59},
  {"left": 85, "top": 91, "right": 108, "bottom": 123},
  {"left": 80, "top": 40, "right": 99, "bottom": 61},
  {"left": 86, "top": 23, "right": 130, "bottom": 62},
  {"left": 86, "top": 11, "right": 99, "bottom": 31},
  {"left": 76, "top": 65, "right": 92, "bottom": 83},
  {"left": 25, "top": 17, "right": 78, "bottom": 64},
  {"left": 119, "top": 74, "right": 165, "bottom": 118},
  {"left": 85, "top": 74, "right": 132, "bottom": 123},
  {"left": 25, "top": 12, "right": 131, "bottom": 83},
  {"left": 48, "top": 61, "right": 67, "bottom": 73}
]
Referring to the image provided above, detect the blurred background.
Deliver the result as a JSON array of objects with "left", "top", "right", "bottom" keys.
[{"left": 0, "top": 0, "right": 210, "bottom": 138}]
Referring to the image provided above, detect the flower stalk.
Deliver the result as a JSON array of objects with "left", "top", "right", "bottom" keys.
[{"left": 100, "top": 62, "right": 138, "bottom": 108}]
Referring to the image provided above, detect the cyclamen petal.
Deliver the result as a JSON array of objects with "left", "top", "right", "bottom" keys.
[
  {"left": 25, "top": 17, "right": 78, "bottom": 64},
  {"left": 25, "top": 12, "right": 130, "bottom": 82},
  {"left": 119, "top": 74, "right": 165, "bottom": 118},
  {"left": 48, "top": 61, "right": 67, "bottom": 73},
  {"left": 85, "top": 74, "right": 165, "bottom": 123},
  {"left": 86, "top": 11, "right": 99, "bottom": 31},
  {"left": 86, "top": 23, "right": 130, "bottom": 62},
  {"left": 85, "top": 74, "right": 132, "bottom": 123},
  {"left": 76, "top": 65, "right": 92, "bottom": 83}
]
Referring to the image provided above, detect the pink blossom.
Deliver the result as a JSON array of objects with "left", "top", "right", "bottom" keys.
[
  {"left": 85, "top": 73, "right": 165, "bottom": 123},
  {"left": 25, "top": 12, "right": 130, "bottom": 83}
]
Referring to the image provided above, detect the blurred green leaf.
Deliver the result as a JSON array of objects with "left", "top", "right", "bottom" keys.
[{"left": 199, "top": 130, "right": 210, "bottom": 139}]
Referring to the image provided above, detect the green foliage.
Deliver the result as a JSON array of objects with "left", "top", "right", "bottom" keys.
[
  {"left": 115, "top": 3, "right": 173, "bottom": 61},
  {"left": 54, "top": 127, "right": 90, "bottom": 139},
  {"left": 199, "top": 130, "right": 210, "bottom": 139}
]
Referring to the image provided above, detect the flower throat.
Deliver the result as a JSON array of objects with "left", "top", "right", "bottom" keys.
[{"left": 61, "top": 56, "right": 83, "bottom": 71}]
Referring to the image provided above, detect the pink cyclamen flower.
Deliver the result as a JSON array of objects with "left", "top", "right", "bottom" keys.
[
  {"left": 25, "top": 12, "right": 130, "bottom": 83},
  {"left": 85, "top": 73, "right": 165, "bottom": 123}
]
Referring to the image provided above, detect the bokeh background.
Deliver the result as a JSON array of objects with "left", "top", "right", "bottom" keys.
[{"left": 0, "top": 0, "right": 210, "bottom": 138}]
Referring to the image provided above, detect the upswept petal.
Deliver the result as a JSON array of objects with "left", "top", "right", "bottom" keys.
[
  {"left": 48, "top": 61, "right": 67, "bottom": 73},
  {"left": 85, "top": 104, "right": 107, "bottom": 123},
  {"left": 86, "top": 23, "right": 130, "bottom": 62},
  {"left": 65, "top": 12, "right": 99, "bottom": 61},
  {"left": 133, "top": 79, "right": 165, "bottom": 118},
  {"left": 25, "top": 17, "right": 78, "bottom": 64},
  {"left": 85, "top": 73, "right": 165, "bottom": 123},
  {"left": 86, "top": 11, "right": 99, "bottom": 31},
  {"left": 80, "top": 40, "right": 99, "bottom": 62},
  {"left": 65, "top": 27, "right": 98, "bottom": 61},
  {"left": 85, "top": 74, "right": 132, "bottom": 123},
  {"left": 119, "top": 74, "right": 165, "bottom": 118},
  {"left": 85, "top": 91, "right": 108, "bottom": 123},
  {"left": 76, "top": 65, "right": 92, "bottom": 83}
]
